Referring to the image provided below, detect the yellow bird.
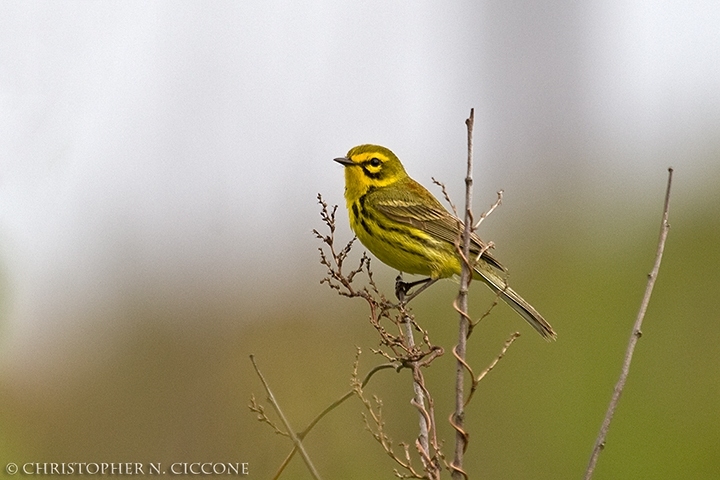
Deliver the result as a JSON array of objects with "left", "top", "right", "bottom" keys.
[{"left": 334, "top": 144, "right": 556, "bottom": 340}]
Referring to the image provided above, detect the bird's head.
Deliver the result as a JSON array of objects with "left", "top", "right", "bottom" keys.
[{"left": 334, "top": 145, "right": 408, "bottom": 196}]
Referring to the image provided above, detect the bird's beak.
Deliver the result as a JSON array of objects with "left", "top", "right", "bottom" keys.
[{"left": 334, "top": 156, "right": 354, "bottom": 166}]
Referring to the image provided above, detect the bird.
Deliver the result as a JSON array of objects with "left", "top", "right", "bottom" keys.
[{"left": 334, "top": 144, "right": 556, "bottom": 340}]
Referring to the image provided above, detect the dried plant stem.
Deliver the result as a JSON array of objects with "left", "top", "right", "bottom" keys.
[
  {"left": 465, "top": 332, "right": 520, "bottom": 406},
  {"left": 313, "top": 195, "right": 443, "bottom": 478},
  {"left": 450, "top": 108, "right": 476, "bottom": 480},
  {"left": 403, "top": 313, "right": 430, "bottom": 458},
  {"left": 271, "top": 363, "right": 396, "bottom": 480},
  {"left": 250, "top": 355, "right": 323, "bottom": 480},
  {"left": 584, "top": 167, "right": 674, "bottom": 480},
  {"left": 395, "top": 288, "right": 439, "bottom": 478}
]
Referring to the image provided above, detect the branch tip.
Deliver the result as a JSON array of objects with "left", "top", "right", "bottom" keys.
[{"left": 584, "top": 167, "right": 673, "bottom": 479}]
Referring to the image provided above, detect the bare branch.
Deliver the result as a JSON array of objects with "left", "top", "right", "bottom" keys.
[
  {"left": 249, "top": 355, "right": 323, "bottom": 480},
  {"left": 395, "top": 294, "right": 442, "bottom": 479},
  {"left": 353, "top": 367, "right": 427, "bottom": 479},
  {"left": 584, "top": 167, "right": 674, "bottom": 480},
  {"left": 313, "top": 200, "right": 445, "bottom": 478},
  {"left": 248, "top": 394, "right": 288, "bottom": 437},
  {"left": 400, "top": 308, "right": 430, "bottom": 464},
  {"left": 466, "top": 332, "right": 520, "bottom": 406},
  {"left": 472, "top": 190, "right": 503, "bottom": 230},
  {"left": 270, "top": 353, "right": 398, "bottom": 480},
  {"left": 450, "top": 108, "right": 476, "bottom": 480},
  {"left": 432, "top": 177, "right": 458, "bottom": 217}
]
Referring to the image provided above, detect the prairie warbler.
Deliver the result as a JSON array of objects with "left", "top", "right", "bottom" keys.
[{"left": 334, "top": 144, "right": 556, "bottom": 340}]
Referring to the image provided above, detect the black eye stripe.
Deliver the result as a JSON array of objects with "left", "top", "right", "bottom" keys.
[{"left": 361, "top": 167, "right": 381, "bottom": 179}]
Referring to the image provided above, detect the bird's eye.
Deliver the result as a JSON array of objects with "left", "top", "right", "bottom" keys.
[{"left": 369, "top": 157, "right": 381, "bottom": 167}]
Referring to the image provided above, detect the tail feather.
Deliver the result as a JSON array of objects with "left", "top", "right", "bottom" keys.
[{"left": 474, "top": 265, "right": 557, "bottom": 341}]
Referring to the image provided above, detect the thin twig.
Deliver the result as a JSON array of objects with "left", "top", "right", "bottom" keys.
[
  {"left": 313, "top": 201, "right": 444, "bottom": 478},
  {"left": 583, "top": 167, "right": 674, "bottom": 480},
  {"left": 396, "top": 290, "right": 440, "bottom": 478},
  {"left": 272, "top": 362, "right": 398, "bottom": 479},
  {"left": 450, "top": 108, "right": 475, "bottom": 480},
  {"left": 302, "top": 362, "right": 399, "bottom": 438},
  {"left": 353, "top": 350, "right": 428, "bottom": 479},
  {"left": 403, "top": 312, "right": 430, "bottom": 458},
  {"left": 432, "top": 177, "right": 459, "bottom": 217},
  {"left": 248, "top": 394, "right": 288, "bottom": 437},
  {"left": 249, "top": 355, "right": 323, "bottom": 480},
  {"left": 473, "top": 190, "right": 503, "bottom": 230},
  {"left": 465, "top": 332, "right": 520, "bottom": 406}
]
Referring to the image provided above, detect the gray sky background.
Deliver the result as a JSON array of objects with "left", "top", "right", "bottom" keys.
[{"left": 2, "top": 1, "right": 719, "bottom": 376}]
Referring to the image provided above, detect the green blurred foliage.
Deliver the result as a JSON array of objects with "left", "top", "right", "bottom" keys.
[{"left": 1, "top": 177, "right": 719, "bottom": 479}]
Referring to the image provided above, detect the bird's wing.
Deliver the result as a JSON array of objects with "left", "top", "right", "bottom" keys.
[{"left": 371, "top": 184, "right": 505, "bottom": 272}]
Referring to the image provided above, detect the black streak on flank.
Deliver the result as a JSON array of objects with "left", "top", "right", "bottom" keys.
[{"left": 360, "top": 217, "right": 371, "bottom": 235}]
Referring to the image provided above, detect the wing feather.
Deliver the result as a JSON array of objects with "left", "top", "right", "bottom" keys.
[{"left": 370, "top": 185, "right": 506, "bottom": 272}]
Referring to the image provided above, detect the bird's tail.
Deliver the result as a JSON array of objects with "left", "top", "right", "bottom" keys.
[{"left": 474, "top": 264, "right": 557, "bottom": 341}]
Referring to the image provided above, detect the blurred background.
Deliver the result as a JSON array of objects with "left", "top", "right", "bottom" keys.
[{"left": 1, "top": 1, "right": 719, "bottom": 478}]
